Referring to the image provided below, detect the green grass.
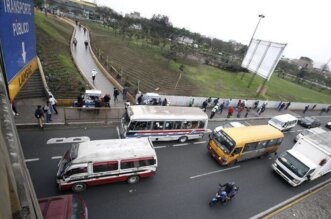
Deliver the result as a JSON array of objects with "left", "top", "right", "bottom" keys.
[
  {"left": 81, "top": 20, "right": 331, "bottom": 103},
  {"left": 35, "top": 12, "right": 86, "bottom": 98}
]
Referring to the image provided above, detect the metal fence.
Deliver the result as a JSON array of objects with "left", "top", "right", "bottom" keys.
[{"left": 64, "top": 107, "right": 125, "bottom": 125}]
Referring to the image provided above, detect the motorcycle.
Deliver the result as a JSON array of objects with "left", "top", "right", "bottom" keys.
[{"left": 209, "top": 185, "right": 239, "bottom": 207}]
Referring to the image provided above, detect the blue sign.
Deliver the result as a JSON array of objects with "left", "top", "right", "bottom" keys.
[{"left": 0, "top": 0, "right": 37, "bottom": 83}]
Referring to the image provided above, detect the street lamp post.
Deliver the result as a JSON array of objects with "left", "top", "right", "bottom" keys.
[{"left": 241, "top": 14, "right": 265, "bottom": 80}]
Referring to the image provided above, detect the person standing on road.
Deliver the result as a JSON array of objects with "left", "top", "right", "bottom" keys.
[
  {"left": 84, "top": 40, "right": 89, "bottom": 49},
  {"left": 137, "top": 94, "right": 143, "bottom": 105},
  {"left": 91, "top": 69, "right": 97, "bottom": 83},
  {"left": 311, "top": 104, "right": 317, "bottom": 110},
  {"left": 285, "top": 102, "right": 291, "bottom": 110},
  {"left": 244, "top": 107, "right": 250, "bottom": 118},
  {"left": 73, "top": 37, "right": 77, "bottom": 47},
  {"left": 210, "top": 105, "right": 219, "bottom": 119},
  {"left": 219, "top": 102, "right": 224, "bottom": 114},
  {"left": 49, "top": 95, "right": 58, "bottom": 114},
  {"left": 201, "top": 100, "right": 208, "bottom": 112},
  {"left": 35, "top": 105, "right": 44, "bottom": 128},
  {"left": 122, "top": 85, "right": 129, "bottom": 100},
  {"left": 113, "top": 88, "right": 119, "bottom": 102},
  {"left": 44, "top": 101, "right": 53, "bottom": 122},
  {"left": 303, "top": 105, "right": 309, "bottom": 114},
  {"left": 227, "top": 106, "right": 234, "bottom": 118}
]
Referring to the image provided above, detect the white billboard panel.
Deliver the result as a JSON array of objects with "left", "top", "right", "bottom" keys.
[{"left": 242, "top": 39, "right": 286, "bottom": 80}]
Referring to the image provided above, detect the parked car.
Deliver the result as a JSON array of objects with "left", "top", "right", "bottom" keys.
[
  {"left": 298, "top": 116, "right": 321, "bottom": 128},
  {"left": 326, "top": 122, "right": 331, "bottom": 129},
  {"left": 38, "top": 194, "right": 87, "bottom": 219}
]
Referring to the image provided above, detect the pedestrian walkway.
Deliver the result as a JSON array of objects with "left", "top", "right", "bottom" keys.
[{"left": 71, "top": 22, "right": 125, "bottom": 106}]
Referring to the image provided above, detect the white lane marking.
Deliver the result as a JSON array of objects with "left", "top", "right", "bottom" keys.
[
  {"left": 116, "top": 126, "right": 120, "bottom": 139},
  {"left": 173, "top": 143, "right": 189, "bottom": 147},
  {"left": 193, "top": 141, "right": 207, "bottom": 144},
  {"left": 154, "top": 146, "right": 167, "bottom": 149},
  {"left": 25, "top": 158, "right": 40, "bottom": 162},
  {"left": 51, "top": 156, "right": 62, "bottom": 160},
  {"left": 190, "top": 166, "right": 240, "bottom": 179},
  {"left": 47, "top": 136, "right": 90, "bottom": 144}
]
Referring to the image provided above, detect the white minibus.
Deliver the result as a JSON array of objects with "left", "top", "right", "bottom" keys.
[
  {"left": 268, "top": 114, "right": 298, "bottom": 131},
  {"left": 56, "top": 138, "right": 157, "bottom": 192}
]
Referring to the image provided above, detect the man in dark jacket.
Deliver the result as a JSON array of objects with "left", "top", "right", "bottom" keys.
[{"left": 35, "top": 105, "right": 44, "bottom": 128}]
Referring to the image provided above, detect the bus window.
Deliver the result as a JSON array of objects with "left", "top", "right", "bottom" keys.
[
  {"left": 182, "top": 121, "right": 192, "bottom": 129},
  {"left": 267, "top": 138, "right": 282, "bottom": 147},
  {"left": 232, "top": 147, "right": 242, "bottom": 155},
  {"left": 135, "top": 121, "right": 152, "bottom": 130},
  {"left": 128, "top": 121, "right": 137, "bottom": 130},
  {"left": 173, "top": 121, "right": 182, "bottom": 129},
  {"left": 256, "top": 140, "right": 268, "bottom": 150},
  {"left": 191, "top": 121, "right": 199, "bottom": 129},
  {"left": 64, "top": 167, "right": 87, "bottom": 177},
  {"left": 165, "top": 121, "right": 174, "bottom": 129},
  {"left": 243, "top": 142, "right": 258, "bottom": 152},
  {"left": 152, "top": 121, "right": 164, "bottom": 130},
  {"left": 139, "top": 158, "right": 156, "bottom": 167},
  {"left": 198, "top": 121, "right": 205, "bottom": 128},
  {"left": 93, "top": 162, "right": 118, "bottom": 173}
]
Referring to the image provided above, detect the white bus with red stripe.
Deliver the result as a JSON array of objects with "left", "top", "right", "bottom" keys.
[
  {"left": 120, "top": 105, "right": 211, "bottom": 143},
  {"left": 56, "top": 138, "right": 157, "bottom": 192}
]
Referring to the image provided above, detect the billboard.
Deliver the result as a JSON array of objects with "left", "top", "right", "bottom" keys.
[
  {"left": 242, "top": 39, "right": 286, "bottom": 80},
  {"left": 0, "top": 0, "right": 38, "bottom": 100}
]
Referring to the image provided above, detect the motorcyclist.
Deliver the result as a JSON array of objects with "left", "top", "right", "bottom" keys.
[{"left": 218, "top": 182, "right": 237, "bottom": 198}]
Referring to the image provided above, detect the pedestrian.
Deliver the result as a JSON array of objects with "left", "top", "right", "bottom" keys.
[
  {"left": 91, "top": 69, "right": 97, "bottom": 83},
  {"left": 285, "top": 102, "right": 291, "bottom": 110},
  {"left": 73, "top": 37, "right": 77, "bottom": 47},
  {"left": 242, "top": 99, "right": 247, "bottom": 108},
  {"left": 237, "top": 105, "right": 244, "bottom": 118},
  {"left": 244, "top": 107, "right": 250, "bottom": 118},
  {"left": 311, "top": 104, "right": 317, "bottom": 110},
  {"left": 278, "top": 102, "right": 286, "bottom": 111},
  {"left": 303, "top": 105, "right": 309, "bottom": 114},
  {"left": 122, "top": 85, "right": 129, "bottom": 100},
  {"left": 77, "top": 93, "right": 84, "bottom": 107},
  {"left": 113, "top": 87, "right": 119, "bottom": 102},
  {"left": 207, "top": 97, "right": 212, "bottom": 106},
  {"left": 237, "top": 99, "right": 242, "bottom": 109},
  {"left": 213, "top": 98, "right": 219, "bottom": 106},
  {"left": 219, "top": 102, "right": 224, "bottom": 114},
  {"left": 162, "top": 98, "right": 168, "bottom": 106},
  {"left": 253, "top": 100, "right": 259, "bottom": 109},
  {"left": 83, "top": 27, "right": 86, "bottom": 34},
  {"left": 103, "top": 94, "right": 111, "bottom": 107},
  {"left": 224, "top": 99, "right": 230, "bottom": 108},
  {"left": 277, "top": 101, "right": 283, "bottom": 111},
  {"left": 210, "top": 105, "right": 219, "bottom": 119},
  {"left": 84, "top": 40, "right": 89, "bottom": 49},
  {"left": 34, "top": 105, "right": 44, "bottom": 128},
  {"left": 189, "top": 98, "right": 194, "bottom": 107},
  {"left": 227, "top": 106, "right": 234, "bottom": 118},
  {"left": 11, "top": 100, "right": 19, "bottom": 116},
  {"left": 43, "top": 101, "right": 53, "bottom": 122},
  {"left": 137, "top": 94, "right": 143, "bottom": 105},
  {"left": 75, "top": 20, "right": 78, "bottom": 25},
  {"left": 49, "top": 95, "right": 58, "bottom": 114},
  {"left": 201, "top": 100, "right": 208, "bottom": 112}
]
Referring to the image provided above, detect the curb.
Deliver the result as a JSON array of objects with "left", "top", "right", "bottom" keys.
[{"left": 250, "top": 178, "right": 331, "bottom": 219}]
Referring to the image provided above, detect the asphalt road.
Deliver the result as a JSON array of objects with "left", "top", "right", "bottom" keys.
[{"left": 19, "top": 118, "right": 331, "bottom": 219}]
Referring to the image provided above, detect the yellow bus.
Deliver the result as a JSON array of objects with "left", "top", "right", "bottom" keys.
[{"left": 207, "top": 125, "right": 284, "bottom": 166}]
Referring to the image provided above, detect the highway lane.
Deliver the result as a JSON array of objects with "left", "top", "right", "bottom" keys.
[{"left": 19, "top": 118, "right": 331, "bottom": 219}]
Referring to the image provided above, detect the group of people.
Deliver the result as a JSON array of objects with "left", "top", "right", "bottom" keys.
[
  {"left": 34, "top": 95, "right": 58, "bottom": 128},
  {"left": 137, "top": 94, "right": 169, "bottom": 106},
  {"left": 73, "top": 20, "right": 89, "bottom": 49}
]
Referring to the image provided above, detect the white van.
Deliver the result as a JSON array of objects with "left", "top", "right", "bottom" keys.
[
  {"left": 295, "top": 127, "right": 326, "bottom": 142},
  {"left": 268, "top": 114, "right": 298, "bottom": 131},
  {"left": 56, "top": 138, "right": 157, "bottom": 192},
  {"left": 213, "top": 121, "right": 246, "bottom": 133}
]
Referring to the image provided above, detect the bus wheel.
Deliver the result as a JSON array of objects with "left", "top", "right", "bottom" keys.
[
  {"left": 178, "top": 136, "right": 188, "bottom": 143},
  {"left": 72, "top": 182, "right": 86, "bottom": 192},
  {"left": 127, "top": 175, "right": 140, "bottom": 184}
]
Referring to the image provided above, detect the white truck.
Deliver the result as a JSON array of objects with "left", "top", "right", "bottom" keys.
[
  {"left": 295, "top": 127, "right": 326, "bottom": 142},
  {"left": 272, "top": 132, "right": 331, "bottom": 186}
]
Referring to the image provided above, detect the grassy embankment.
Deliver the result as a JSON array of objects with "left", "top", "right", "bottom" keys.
[
  {"left": 35, "top": 12, "right": 86, "bottom": 99},
  {"left": 81, "top": 20, "right": 331, "bottom": 103}
]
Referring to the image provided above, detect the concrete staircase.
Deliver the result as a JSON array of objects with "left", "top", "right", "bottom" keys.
[{"left": 15, "top": 70, "right": 46, "bottom": 99}]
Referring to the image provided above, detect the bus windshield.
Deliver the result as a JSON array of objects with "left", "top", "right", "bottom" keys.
[
  {"left": 57, "top": 144, "right": 79, "bottom": 178},
  {"left": 279, "top": 152, "right": 309, "bottom": 177},
  {"left": 212, "top": 130, "right": 235, "bottom": 154}
]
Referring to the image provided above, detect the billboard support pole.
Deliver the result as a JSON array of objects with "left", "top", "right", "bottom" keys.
[{"left": 256, "top": 78, "right": 268, "bottom": 97}]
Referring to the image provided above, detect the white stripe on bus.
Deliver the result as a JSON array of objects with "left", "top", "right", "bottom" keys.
[{"left": 190, "top": 166, "right": 240, "bottom": 179}]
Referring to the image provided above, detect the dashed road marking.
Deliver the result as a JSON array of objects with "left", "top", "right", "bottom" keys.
[
  {"left": 47, "top": 136, "right": 90, "bottom": 144},
  {"left": 193, "top": 141, "right": 207, "bottom": 144},
  {"left": 25, "top": 158, "right": 40, "bottom": 162},
  {"left": 154, "top": 146, "right": 167, "bottom": 149},
  {"left": 190, "top": 166, "right": 240, "bottom": 179},
  {"left": 51, "top": 156, "right": 62, "bottom": 160},
  {"left": 173, "top": 143, "right": 189, "bottom": 147}
]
